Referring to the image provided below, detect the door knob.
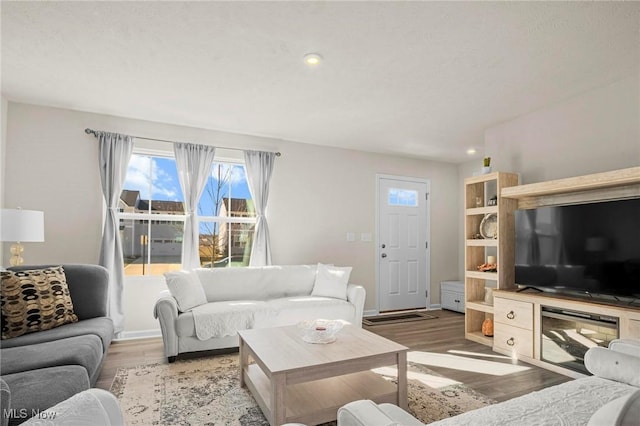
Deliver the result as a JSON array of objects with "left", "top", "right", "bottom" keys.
[
  {"left": 381, "top": 244, "right": 386, "bottom": 248},
  {"left": 381, "top": 253, "right": 387, "bottom": 258}
]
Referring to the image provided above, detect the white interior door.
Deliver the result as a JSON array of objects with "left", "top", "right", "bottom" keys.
[{"left": 377, "top": 176, "right": 430, "bottom": 312}]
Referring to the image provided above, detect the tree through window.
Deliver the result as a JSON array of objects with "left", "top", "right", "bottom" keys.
[
  {"left": 198, "top": 163, "right": 255, "bottom": 268},
  {"left": 118, "top": 153, "right": 255, "bottom": 276}
]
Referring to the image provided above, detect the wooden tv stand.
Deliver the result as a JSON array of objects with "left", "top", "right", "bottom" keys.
[
  {"left": 480, "top": 166, "right": 640, "bottom": 377},
  {"left": 492, "top": 289, "right": 640, "bottom": 378}
]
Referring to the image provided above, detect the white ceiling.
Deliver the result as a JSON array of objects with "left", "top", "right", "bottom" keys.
[{"left": 2, "top": 1, "right": 639, "bottom": 163}]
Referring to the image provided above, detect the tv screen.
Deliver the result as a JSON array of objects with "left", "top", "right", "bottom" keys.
[{"left": 515, "top": 198, "right": 640, "bottom": 302}]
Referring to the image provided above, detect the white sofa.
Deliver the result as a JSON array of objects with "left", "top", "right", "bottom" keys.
[
  {"left": 338, "top": 339, "right": 640, "bottom": 426},
  {"left": 154, "top": 264, "right": 365, "bottom": 362}
]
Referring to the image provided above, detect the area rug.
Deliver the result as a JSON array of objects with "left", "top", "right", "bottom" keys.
[
  {"left": 363, "top": 311, "right": 438, "bottom": 326},
  {"left": 110, "top": 354, "right": 495, "bottom": 425}
]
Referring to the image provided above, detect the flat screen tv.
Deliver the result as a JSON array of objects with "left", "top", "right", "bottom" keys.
[{"left": 514, "top": 198, "right": 640, "bottom": 305}]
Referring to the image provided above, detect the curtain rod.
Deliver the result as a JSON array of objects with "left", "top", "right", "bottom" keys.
[{"left": 84, "top": 128, "right": 281, "bottom": 157}]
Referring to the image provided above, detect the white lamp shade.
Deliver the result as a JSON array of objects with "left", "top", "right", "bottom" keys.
[{"left": 0, "top": 209, "right": 45, "bottom": 242}]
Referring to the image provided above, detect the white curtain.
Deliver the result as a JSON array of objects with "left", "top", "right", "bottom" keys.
[
  {"left": 97, "top": 131, "right": 133, "bottom": 334},
  {"left": 174, "top": 143, "right": 216, "bottom": 270},
  {"left": 243, "top": 150, "right": 276, "bottom": 266}
]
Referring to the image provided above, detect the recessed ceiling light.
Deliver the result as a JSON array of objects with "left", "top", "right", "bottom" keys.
[
  {"left": 303, "top": 53, "right": 322, "bottom": 66},
  {"left": 466, "top": 148, "right": 477, "bottom": 155}
]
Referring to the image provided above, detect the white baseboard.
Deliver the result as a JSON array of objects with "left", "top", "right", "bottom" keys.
[
  {"left": 430, "top": 304, "right": 442, "bottom": 310},
  {"left": 115, "top": 329, "right": 162, "bottom": 341}
]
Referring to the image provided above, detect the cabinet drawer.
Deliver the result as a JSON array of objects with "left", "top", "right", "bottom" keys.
[
  {"left": 494, "top": 297, "right": 533, "bottom": 330},
  {"left": 494, "top": 324, "right": 533, "bottom": 358}
]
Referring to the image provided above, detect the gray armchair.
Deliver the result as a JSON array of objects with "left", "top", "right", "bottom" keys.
[{"left": 1, "top": 264, "right": 114, "bottom": 426}]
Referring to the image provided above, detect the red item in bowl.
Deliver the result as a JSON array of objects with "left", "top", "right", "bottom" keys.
[{"left": 315, "top": 326, "right": 327, "bottom": 331}]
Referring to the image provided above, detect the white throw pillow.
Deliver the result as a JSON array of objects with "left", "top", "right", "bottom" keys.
[
  {"left": 164, "top": 271, "right": 208, "bottom": 312},
  {"left": 584, "top": 346, "right": 640, "bottom": 387},
  {"left": 588, "top": 390, "right": 640, "bottom": 426},
  {"left": 311, "top": 263, "right": 352, "bottom": 300},
  {"left": 609, "top": 339, "right": 640, "bottom": 357}
]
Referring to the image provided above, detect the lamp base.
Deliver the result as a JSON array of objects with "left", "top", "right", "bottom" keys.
[{"left": 9, "top": 243, "right": 24, "bottom": 266}]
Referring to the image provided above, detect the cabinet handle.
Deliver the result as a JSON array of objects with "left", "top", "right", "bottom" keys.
[
  {"left": 507, "top": 337, "right": 515, "bottom": 346},
  {"left": 506, "top": 311, "right": 515, "bottom": 320}
]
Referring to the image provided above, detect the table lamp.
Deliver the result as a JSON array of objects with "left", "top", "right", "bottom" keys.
[{"left": 0, "top": 208, "right": 45, "bottom": 266}]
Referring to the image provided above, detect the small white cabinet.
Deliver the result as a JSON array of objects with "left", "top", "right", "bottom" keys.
[{"left": 441, "top": 281, "right": 465, "bottom": 313}]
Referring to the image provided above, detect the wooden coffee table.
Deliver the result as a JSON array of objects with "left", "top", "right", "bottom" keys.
[{"left": 238, "top": 324, "right": 408, "bottom": 426}]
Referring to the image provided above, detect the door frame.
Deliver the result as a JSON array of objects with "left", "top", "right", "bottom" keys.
[{"left": 375, "top": 174, "right": 431, "bottom": 314}]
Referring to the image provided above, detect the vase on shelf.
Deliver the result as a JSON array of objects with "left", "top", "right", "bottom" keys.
[
  {"left": 482, "top": 318, "right": 494, "bottom": 337},
  {"left": 481, "top": 157, "right": 492, "bottom": 174}
]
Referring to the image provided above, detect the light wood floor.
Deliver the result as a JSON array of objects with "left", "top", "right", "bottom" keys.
[{"left": 96, "top": 309, "right": 571, "bottom": 402}]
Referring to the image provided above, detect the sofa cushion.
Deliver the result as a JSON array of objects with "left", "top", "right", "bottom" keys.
[
  {"left": 338, "top": 400, "right": 424, "bottom": 426},
  {"left": 175, "top": 297, "right": 355, "bottom": 338},
  {"left": 0, "top": 335, "right": 103, "bottom": 380},
  {"left": 195, "top": 265, "right": 318, "bottom": 302},
  {"left": 1, "top": 266, "right": 78, "bottom": 339},
  {"left": 266, "top": 296, "right": 356, "bottom": 327},
  {"left": 0, "top": 317, "right": 113, "bottom": 354},
  {"left": 588, "top": 389, "right": 640, "bottom": 426},
  {"left": 311, "top": 264, "right": 352, "bottom": 300},
  {"left": 164, "top": 271, "right": 207, "bottom": 312},
  {"left": 22, "top": 388, "right": 124, "bottom": 426},
  {"left": 584, "top": 346, "right": 640, "bottom": 387},
  {"left": 428, "top": 376, "right": 635, "bottom": 426},
  {"left": 2, "top": 366, "right": 90, "bottom": 426},
  {"left": 338, "top": 399, "right": 407, "bottom": 426}
]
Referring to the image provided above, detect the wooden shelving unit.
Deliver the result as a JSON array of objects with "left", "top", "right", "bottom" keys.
[{"left": 464, "top": 172, "right": 519, "bottom": 346}]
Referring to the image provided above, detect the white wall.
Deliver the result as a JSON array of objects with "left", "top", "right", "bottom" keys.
[
  {"left": 1, "top": 97, "right": 7, "bottom": 204},
  {"left": 0, "top": 96, "right": 7, "bottom": 264},
  {"left": 3, "top": 102, "right": 460, "bottom": 333},
  {"left": 269, "top": 140, "right": 460, "bottom": 312},
  {"left": 485, "top": 77, "right": 640, "bottom": 184},
  {"left": 4, "top": 103, "right": 104, "bottom": 265}
]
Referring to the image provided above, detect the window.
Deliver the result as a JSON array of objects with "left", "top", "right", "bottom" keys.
[
  {"left": 119, "top": 154, "right": 255, "bottom": 275},
  {"left": 197, "top": 163, "right": 255, "bottom": 269},
  {"left": 388, "top": 188, "right": 418, "bottom": 207}
]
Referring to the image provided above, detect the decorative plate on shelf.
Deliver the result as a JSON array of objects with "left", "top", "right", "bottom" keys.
[{"left": 479, "top": 213, "right": 497, "bottom": 239}]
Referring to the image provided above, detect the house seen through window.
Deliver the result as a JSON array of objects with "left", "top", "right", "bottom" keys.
[{"left": 119, "top": 153, "right": 255, "bottom": 276}]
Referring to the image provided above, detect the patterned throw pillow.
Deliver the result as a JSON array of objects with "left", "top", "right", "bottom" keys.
[{"left": 1, "top": 266, "right": 78, "bottom": 339}]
